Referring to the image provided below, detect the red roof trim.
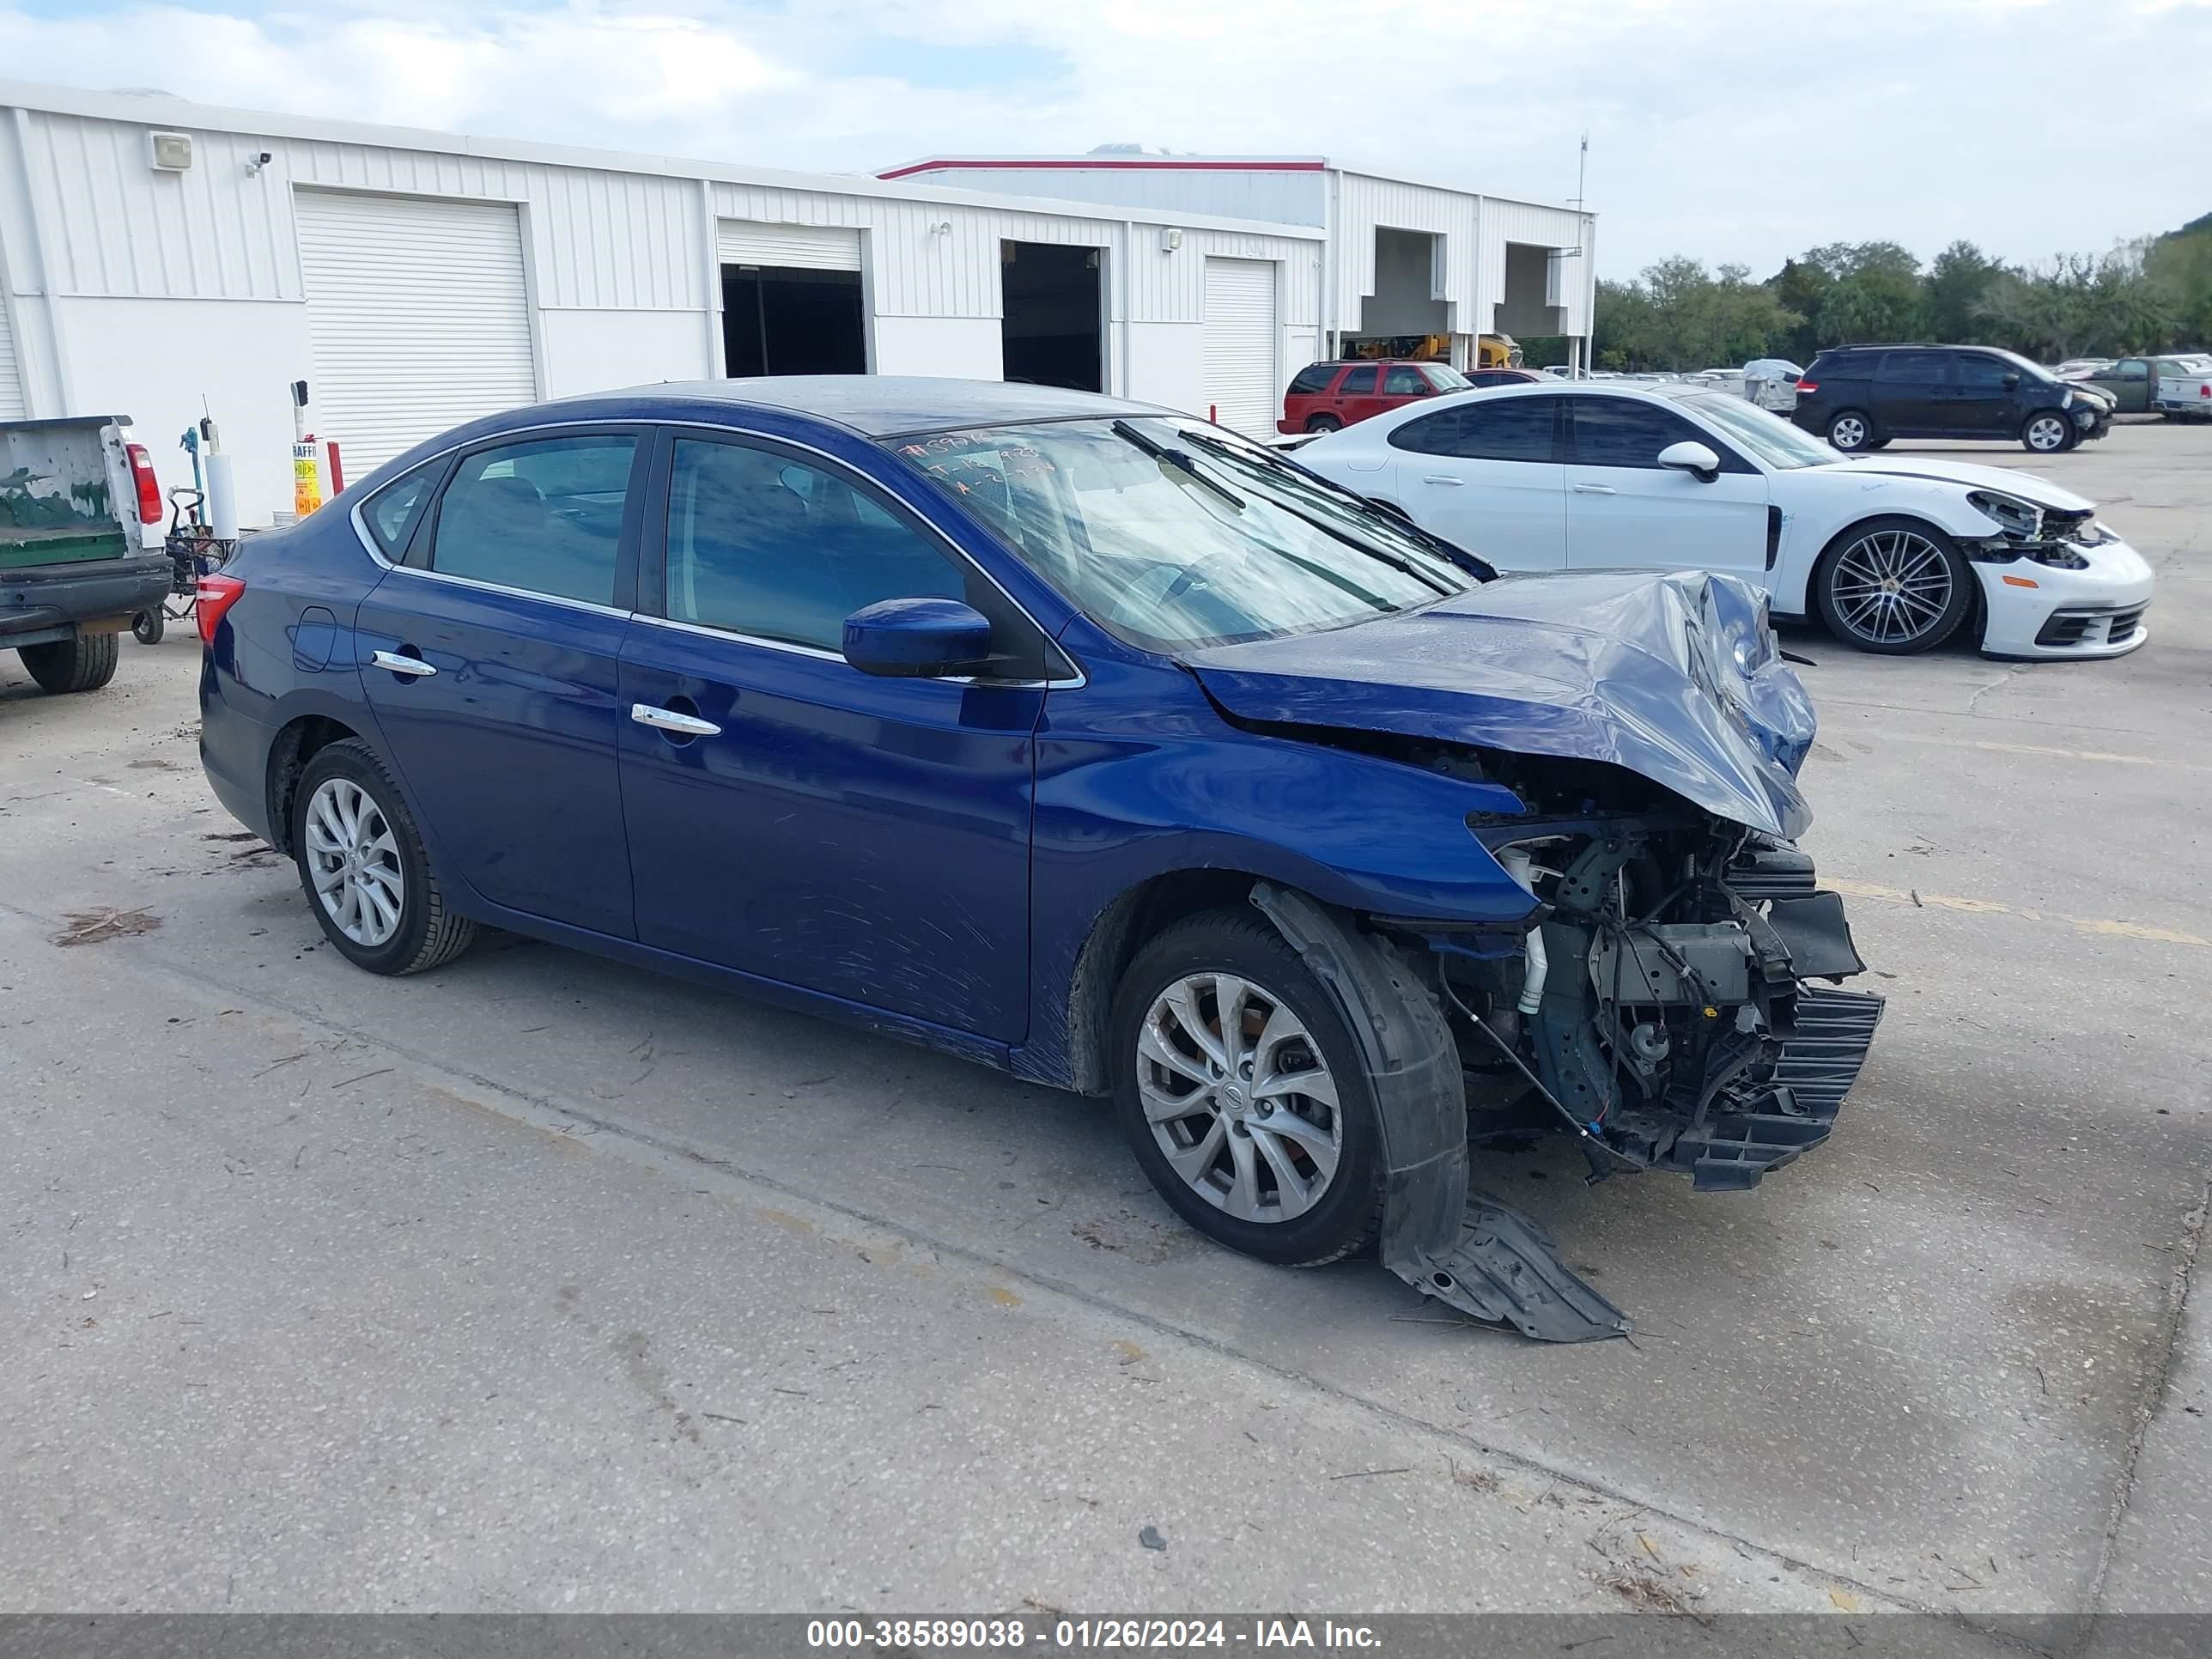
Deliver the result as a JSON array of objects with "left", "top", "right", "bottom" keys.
[{"left": 878, "top": 158, "right": 1327, "bottom": 180}]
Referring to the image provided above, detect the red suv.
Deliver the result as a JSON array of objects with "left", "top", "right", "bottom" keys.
[{"left": 1279, "top": 359, "right": 1472, "bottom": 434}]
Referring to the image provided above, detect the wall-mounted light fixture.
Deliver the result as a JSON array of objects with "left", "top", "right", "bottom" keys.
[{"left": 1159, "top": 228, "right": 1184, "bottom": 253}]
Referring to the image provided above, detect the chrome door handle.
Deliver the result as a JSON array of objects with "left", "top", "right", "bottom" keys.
[
  {"left": 371, "top": 649, "right": 437, "bottom": 678},
  {"left": 630, "top": 702, "right": 721, "bottom": 738},
  {"left": 1571, "top": 483, "right": 1617, "bottom": 495},
  {"left": 1419, "top": 475, "right": 1466, "bottom": 486}
]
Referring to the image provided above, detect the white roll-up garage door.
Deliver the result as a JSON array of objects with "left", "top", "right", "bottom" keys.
[
  {"left": 0, "top": 292, "right": 25, "bottom": 419},
  {"left": 1201, "top": 257, "right": 1278, "bottom": 438},
  {"left": 295, "top": 191, "right": 538, "bottom": 475},
  {"left": 716, "top": 222, "right": 862, "bottom": 271}
]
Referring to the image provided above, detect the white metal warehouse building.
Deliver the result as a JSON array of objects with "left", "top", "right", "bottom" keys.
[
  {"left": 881, "top": 153, "right": 1597, "bottom": 377},
  {"left": 0, "top": 81, "right": 1591, "bottom": 530}
]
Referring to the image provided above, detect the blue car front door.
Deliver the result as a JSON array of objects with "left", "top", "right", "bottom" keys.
[
  {"left": 354, "top": 428, "right": 644, "bottom": 939},
  {"left": 617, "top": 432, "right": 1042, "bottom": 1040}
]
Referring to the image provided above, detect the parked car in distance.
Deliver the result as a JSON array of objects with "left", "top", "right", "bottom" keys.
[
  {"left": 1465, "top": 368, "right": 1545, "bottom": 388},
  {"left": 1791, "top": 344, "right": 2111, "bottom": 453},
  {"left": 2, "top": 414, "right": 170, "bottom": 694},
  {"left": 2072, "top": 353, "right": 2212, "bottom": 418},
  {"left": 198, "top": 376, "right": 1887, "bottom": 1343},
  {"left": 1279, "top": 359, "right": 1468, "bottom": 434},
  {"left": 1295, "top": 380, "right": 2152, "bottom": 658}
]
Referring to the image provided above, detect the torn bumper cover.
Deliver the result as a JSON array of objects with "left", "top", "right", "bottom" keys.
[{"left": 1251, "top": 883, "right": 1631, "bottom": 1344}]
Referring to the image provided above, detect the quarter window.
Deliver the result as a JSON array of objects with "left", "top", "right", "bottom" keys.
[
  {"left": 362, "top": 460, "right": 442, "bottom": 557},
  {"left": 1389, "top": 398, "right": 1559, "bottom": 461},
  {"left": 428, "top": 435, "right": 635, "bottom": 605},
  {"left": 1286, "top": 364, "right": 1337, "bottom": 396},
  {"left": 665, "top": 439, "right": 967, "bottom": 653}
]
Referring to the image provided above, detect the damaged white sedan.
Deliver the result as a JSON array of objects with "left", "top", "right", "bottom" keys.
[{"left": 1296, "top": 380, "right": 2154, "bottom": 659}]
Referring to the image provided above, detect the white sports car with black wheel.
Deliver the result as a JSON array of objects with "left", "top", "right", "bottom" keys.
[{"left": 1293, "top": 380, "right": 2154, "bottom": 659}]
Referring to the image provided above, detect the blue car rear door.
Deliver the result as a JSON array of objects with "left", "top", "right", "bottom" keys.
[
  {"left": 616, "top": 428, "right": 1045, "bottom": 1042},
  {"left": 353, "top": 425, "right": 644, "bottom": 939}
]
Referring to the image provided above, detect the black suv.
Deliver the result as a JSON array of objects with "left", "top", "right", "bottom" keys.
[{"left": 1791, "top": 344, "right": 2112, "bottom": 454}]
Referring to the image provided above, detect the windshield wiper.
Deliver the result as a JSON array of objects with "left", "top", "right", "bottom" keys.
[
  {"left": 1110, "top": 420, "right": 1248, "bottom": 511},
  {"left": 1170, "top": 428, "right": 1466, "bottom": 594}
]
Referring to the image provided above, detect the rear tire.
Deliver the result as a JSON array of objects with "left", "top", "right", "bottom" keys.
[
  {"left": 1304, "top": 413, "right": 1343, "bottom": 434},
  {"left": 1110, "top": 908, "right": 1387, "bottom": 1267},
  {"left": 2021, "top": 410, "right": 2073, "bottom": 453},
  {"left": 1826, "top": 410, "right": 1875, "bottom": 452},
  {"left": 292, "top": 738, "right": 477, "bottom": 976},
  {"left": 19, "top": 632, "right": 120, "bottom": 694}
]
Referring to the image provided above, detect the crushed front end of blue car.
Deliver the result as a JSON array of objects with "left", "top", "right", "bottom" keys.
[{"left": 1187, "top": 570, "right": 1883, "bottom": 1341}]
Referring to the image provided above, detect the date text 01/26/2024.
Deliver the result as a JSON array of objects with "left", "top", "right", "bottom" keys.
[{"left": 805, "top": 1620, "right": 1382, "bottom": 1650}]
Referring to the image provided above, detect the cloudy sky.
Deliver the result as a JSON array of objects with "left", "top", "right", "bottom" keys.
[{"left": 3, "top": 0, "right": 2207, "bottom": 279}]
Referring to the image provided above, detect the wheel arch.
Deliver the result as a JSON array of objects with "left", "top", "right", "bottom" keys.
[
  {"left": 264, "top": 713, "right": 370, "bottom": 855},
  {"left": 1054, "top": 867, "right": 1292, "bottom": 1096}
]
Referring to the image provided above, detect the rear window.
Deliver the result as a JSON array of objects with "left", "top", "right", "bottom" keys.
[{"left": 1286, "top": 364, "right": 1338, "bottom": 396}]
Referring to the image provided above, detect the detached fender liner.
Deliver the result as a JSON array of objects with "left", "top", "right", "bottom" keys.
[{"left": 1249, "top": 884, "right": 1628, "bottom": 1343}]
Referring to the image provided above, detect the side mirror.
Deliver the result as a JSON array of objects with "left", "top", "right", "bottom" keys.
[
  {"left": 842, "top": 597, "right": 994, "bottom": 678},
  {"left": 2002, "top": 372, "right": 2021, "bottom": 388},
  {"left": 1656, "top": 440, "right": 1722, "bottom": 483}
]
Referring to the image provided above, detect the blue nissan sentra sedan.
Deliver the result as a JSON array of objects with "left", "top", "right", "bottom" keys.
[{"left": 199, "top": 378, "right": 1882, "bottom": 1340}]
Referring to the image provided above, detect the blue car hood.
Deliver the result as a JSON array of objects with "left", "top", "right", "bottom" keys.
[{"left": 1184, "top": 570, "right": 1817, "bottom": 840}]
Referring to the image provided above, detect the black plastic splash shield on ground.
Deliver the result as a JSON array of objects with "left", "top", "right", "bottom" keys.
[{"left": 1405, "top": 1194, "right": 1632, "bottom": 1343}]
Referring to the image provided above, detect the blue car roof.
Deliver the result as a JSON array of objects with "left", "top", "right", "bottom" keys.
[{"left": 551, "top": 376, "right": 1161, "bottom": 439}]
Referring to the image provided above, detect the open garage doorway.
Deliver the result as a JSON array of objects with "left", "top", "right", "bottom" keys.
[
  {"left": 1000, "top": 241, "right": 1103, "bottom": 392},
  {"left": 722, "top": 265, "right": 866, "bottom": 377}
]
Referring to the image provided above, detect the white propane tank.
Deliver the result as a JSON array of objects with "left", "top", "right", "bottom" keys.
[{"left": 205, "top": 451, "right": 240, "bottom": 540}]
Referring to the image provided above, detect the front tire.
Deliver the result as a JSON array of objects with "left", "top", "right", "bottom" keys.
[
  {"left": 2021, "top": 410, "right": 2073, "bottom": 453},
  {"left": 19, "top": 632, "right": 120, "bottom": 694},
  {"left": 1826, "top": 410, "right": 1875, "bottom": 451},
  {"left": 1110, "top": 909, "right": 1386, "bottom": 1267},
  {"left": 292, "top": 739, "right": 477, "bottom": 975},
  {"left": 1814, "top": 517, "right": 1973, "bottom": 654}
]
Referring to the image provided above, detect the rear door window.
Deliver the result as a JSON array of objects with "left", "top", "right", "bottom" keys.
[
  {"left": 427, "top": 434, "right": 638, "bottom": 606},
  {"left": 1336, "top": 365, "right": 1377, "bottom": 395},
  {"left": 1875, "top": 352, "right": 1937, "bottom": 388},
  {"left": 1389, "top": 397, "right": 1560, "bottom": 461}
]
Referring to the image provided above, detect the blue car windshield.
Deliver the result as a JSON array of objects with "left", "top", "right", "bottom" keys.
[{"left": 891, "top": 417, "right": 1474, "bottom": 652}]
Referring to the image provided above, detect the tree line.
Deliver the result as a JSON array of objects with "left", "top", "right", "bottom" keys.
[{"left": 1521, "top": 215, "right": 2212, "bottom": 372}]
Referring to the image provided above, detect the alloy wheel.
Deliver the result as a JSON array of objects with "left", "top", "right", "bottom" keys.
[
  {"left": 1828, "top": 528, "right": 1955, "bottom": 648},
  {"left": 2026, "top": 415, "right": 2069, "bottom": 452},
  {"left": 303, "top": 777, "right": 405, "bottom": 948},
  {"left": 1136, "top": 973, "right": 1344, "bottom": 1224},
  {"left": 1829, "top": 415, "right": 1868, "bottom": 449}
]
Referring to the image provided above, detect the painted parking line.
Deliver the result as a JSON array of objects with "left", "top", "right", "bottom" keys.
[
  {"left": 1813, "top": 730, "right": 2194, "bottom": 771},
  {"left": 1826, "top": 878, "right": 2211, "bottom": 949}
]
